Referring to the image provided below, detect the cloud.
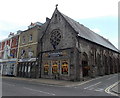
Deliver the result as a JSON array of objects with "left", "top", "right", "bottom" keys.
[
  {"left": 0, "top": 0, "right": 118, "bottom": 48},
  {"left": 0, "top": 0, "right": 118, "bottom": 23}
]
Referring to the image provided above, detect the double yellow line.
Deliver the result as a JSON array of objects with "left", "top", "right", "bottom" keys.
[{"left": 105, "top": 80, "right": 120, "bottom": 96}]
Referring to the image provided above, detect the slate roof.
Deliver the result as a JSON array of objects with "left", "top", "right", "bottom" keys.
[{"left": 59, "top": 11, "right": 119, "bottom": 52}]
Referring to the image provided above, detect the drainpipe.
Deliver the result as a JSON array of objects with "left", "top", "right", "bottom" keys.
[
  {"left": 39, "top": 38, "right": 42, "bottom": 78},
  {"left": 16, "top": 35, "right": 21, "bottom": 76}
]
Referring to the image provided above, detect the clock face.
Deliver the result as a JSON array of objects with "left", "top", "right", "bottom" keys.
[{"left": 50, "top": 29, "right": 61, "bottom": 49}]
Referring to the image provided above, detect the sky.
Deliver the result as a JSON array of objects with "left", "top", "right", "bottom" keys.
[{"left": 0, "top": 0, "right": 119, "bottom": 49}]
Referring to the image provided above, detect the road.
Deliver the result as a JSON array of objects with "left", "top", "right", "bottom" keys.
[{"left": 2, "top": 73, "right": 119, "bottom": 96}]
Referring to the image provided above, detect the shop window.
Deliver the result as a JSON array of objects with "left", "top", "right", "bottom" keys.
[
  {"left": 24, "top": 66, "right": 27, "bottom": 72},
  {"left": 52, "top": 61, "right": 58, "bottom": 74},
  {"left": 28, "top": 66, "right": 31, "bottom": 72},
  {"left": 19, "top": 65, "right": 21, "bottom": 72},
  {"left": 44, "top": 62, "right": 49, "bottom": 75},
  {"left": 22, "top": 66, "right": 24, "bottom": 72},
  {"left": 61, "top": 60, "right": 68, "bottom": 75}
]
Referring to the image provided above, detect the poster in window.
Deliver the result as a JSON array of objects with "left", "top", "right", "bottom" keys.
[
  {"left": 52, "top": 61, "right": 58, "bottom": 74},
  {"left": 62, "top": 60, "right": 68, "bottom": 74},
  {"left": 44, "top": 62, "right": 49, "bottom": 75}
]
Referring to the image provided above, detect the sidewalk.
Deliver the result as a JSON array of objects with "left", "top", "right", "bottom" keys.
[
  {"left": 112, "top": 82, "right": 120, "bottom": 94},
  {"left": 2, "top": 76, "right": 81, "bottom": 87}
]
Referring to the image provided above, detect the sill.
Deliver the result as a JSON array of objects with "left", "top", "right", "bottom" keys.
[
  {"left": 29, "top": 41, "right": 33, "bottom": 43},
  {"left": 22, "top": 43, "right": 26, "bottom": 45}
]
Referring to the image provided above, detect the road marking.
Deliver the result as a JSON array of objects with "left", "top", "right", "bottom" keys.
[
  {"left": 106, "top": 76, "right": 116, "bottom": 80},
  {"left": 66, "top": 74, "right": 117, "bottom": 87},
  {"left": 84, "top": 82, "right": 101, "bottom": 89},
  {"left": 94, "top": 88, "right": 104, "bottom": 92},
  {"left": 66, "top": 77, "right": 103, "bottom": 87},
  {"left": 105, "top": 80, "right": 120, "bottom": 96},
  {"left": 23, "top": 87, "right": 55, "bottom": 96}
]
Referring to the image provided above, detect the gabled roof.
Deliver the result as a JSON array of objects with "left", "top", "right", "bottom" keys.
[{"left": 57, "top": 10, "right": 118, "bottom": 52}]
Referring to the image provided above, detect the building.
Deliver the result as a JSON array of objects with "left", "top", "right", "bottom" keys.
[
  {"left": 1, "top": 7, "right": 119, "bottom": 81},
  {"left": 39, "top": 7, "right": 120, "bottom": 81},
  {"left": 0, "top": 32, "right": 20, "bottom": 76},
  {"left": 17, "top": 22, "right": 46, "bottom": 78}
]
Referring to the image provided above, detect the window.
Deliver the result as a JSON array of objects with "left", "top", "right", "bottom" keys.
[
  {"left": 16, "top": 37, "right": 18, "bottom": 46},
  {"left": 21, "top": 50, "right": 25, "bottom": 55},
  {"left": 19, "top": 66, "right": 21, "bottom": 72},
  {"left": 50, "top": 29, "right": 61, "bottom": 49},
  {"left": 22, "top": 36, "right": 25, "bottom": 44},
  {"left": 22, "top": 66, "right": 24, "bottom": 72},
  {"left": 52, "top": 61, "right": 58, "bottom": 74},
  {"left": 0, "top": 43, "right": 1, "bottom": 49},
  {"left": 29, "top": 34, "right": 32, "bottom": 41},
  {"left": 24, "top": 66, "right": 27, "bottom": 72},
  {"left": 21, "top": 49, "right": 25, "bottom": 58},
  {"left": 44, "top": 62, "right": 49, "bottom": 75},
  {"left": 61, "top": 60, "right": 68, "bottom": 75},
  {"left": 28, "top": 66, "right": 31, "bottom": 72}
]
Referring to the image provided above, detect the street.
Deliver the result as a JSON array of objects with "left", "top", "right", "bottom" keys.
[{"left": 2, "top": 73, "right": 119, "bottom": 96}]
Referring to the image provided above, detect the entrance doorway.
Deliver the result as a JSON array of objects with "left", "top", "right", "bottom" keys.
[{"left": 82, "top": 53, "right": 89, "bottom": 77}]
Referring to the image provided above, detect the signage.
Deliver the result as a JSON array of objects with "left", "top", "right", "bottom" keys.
[
  {"left": 44, "top": 51, "right": 67, "bottom": 58},
  {"left": 28, "top": 52, "right": 33, "bottom": 58}
]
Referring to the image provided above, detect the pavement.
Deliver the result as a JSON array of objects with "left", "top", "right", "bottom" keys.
[
  {"left": 2, "top": 75, "right": 119, "bottom": 88},
  {"left": 2, "top": 76, "right": 82, "bottom": 87}
]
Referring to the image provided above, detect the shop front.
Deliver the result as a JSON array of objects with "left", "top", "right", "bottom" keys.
[
  {"left": 17, "top": 58, "right": 38, "bottom": 78},
  {"left": 1, "top": 59, "right": 17, "bottom": 76},
  {"left": 41, "top": 48, "right": 73, "bottom": 80}
]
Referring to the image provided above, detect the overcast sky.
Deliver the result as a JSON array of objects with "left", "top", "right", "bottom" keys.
[{"left": 0, "top": 0, "right": 119, "bottom": 49}]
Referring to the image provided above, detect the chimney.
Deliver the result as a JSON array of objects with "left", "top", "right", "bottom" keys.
[
  {"left": 17, "top": 30, "right": 22, "bottom": 34},
  {"left": 46, "top": 17, "right": 50, "bottom": 22},
  {"left": 8, "top": 32, "right": 14, "bottom": 37}
]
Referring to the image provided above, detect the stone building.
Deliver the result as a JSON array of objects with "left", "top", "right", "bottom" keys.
[
  {"left": 39, "top": 7, "right": 120, "bottom": 81},
  {"left": 0, "top": 32, "right": 20, "bottom": 76}
]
